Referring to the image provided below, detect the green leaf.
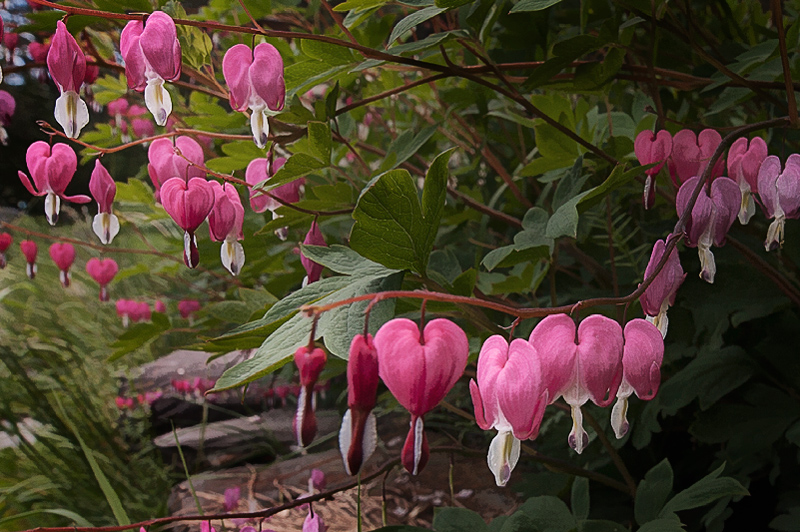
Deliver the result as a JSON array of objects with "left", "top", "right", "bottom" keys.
[
  {"left": 636, "top": 519, "right": 685, "bottom": 532},
  {"left": 509, "top": 0, "right": 564, "bottom": 13},
  {"left": 333, "top": 0, "right": 389, "bottom": 11},
  {"left": 635, "top": 459, "right": 674, "bottom": 525},
  {"left": 519, "top": 495, "right": 578, "bottom": 532},
  {"left": 389, "top": 6, "right": 447, "bottom": 44},
  {"left": 351, "top": 150, "right": 454, "bottom": 274},
  {"left": 436, "top": 0, "right": 474, "bottom": 6},
  {"left": 546, "top": 194, "right": 582, "bottom": 240},
  {"left": 660, "top": 464, "right": 749, "bottom": 516},
  {"left": 572, "top": 477, "right": 590, "bottom": 520},
  {"left": 433, "top": 507, "right": 489, "bottom": 532},
  {"left": 53, "top": 395, "right": 131, "bottom": 526},
  {"left": 0, "top": 509, "right": 94, "bottom": 528},
  {"left": 495, "top": 511, "right": 537, "bottom": 532},
  {"left": 552, "top": 157, "right": 587, "bottom": 210},
  {"left": 577, "top": 164, "right": 649, "bottom": 213}
]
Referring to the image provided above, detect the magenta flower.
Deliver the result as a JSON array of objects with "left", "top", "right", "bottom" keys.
[
  {"left": 89, "top": 160, "right": 120, "bottom": 245},
  {"left": 155, "top": 300, "right": 167, "bottom": 313},
  {"left": 131, "top": 117, "right": 154, "bottom": 139},
  {"left": 293, "top": 345, "right": 327, "bottom": 447},
  {"left": 727, "top": 136, "right": 768, "bottom": 224},
  {"left": 339, "top": 334, "right": 379, "bottom": 476},
  {"left": 178, "top": 299, "right": 201, "bottom": 320},
  {"left": 47, "top": 21, "right": 89, "bottom": 138},
  {"left": 223, "top": 486, "right": 240, "bottom": 513},
  {"left": 208, "top": 181, "right": 245, "bottom": 276},
  {"left": 634, "top": 130, "right": 672, "bottom": 209},
  {"left": 222, "top": 43, "right": 285, "bottom": 148},
  {"left": 0, "top": 90, "right": 16, "bottom": 145},
  {"left": 20, "top": 240, "right": 37, "bottom": 279},
  {"left": 0, "top": 232, "right": 12, "bottom": 269},
  {"left": 529, "top": 314, "right": 623, "bottom": 454},
  {"left": 160, "top": 177, "right": 215, "bottom": 268},
  {"left": 120, "top": 12, "right": 181, "bottom": 126},
  {"left": 309, "top": 468, "right": 326, "bottom": 492},
  {"left": 86, "top": 257, "right": 118, "bottom": 301},
  {"left": 757, "top": 154, "right": 800, "bottom": 251},
  {"left": 374, "top": 318, "right": 468, "bottom": 475},
  {"left": 638, "top": 238, "right": 685, "bottom": 337},
  {"left": 301, "top": 221, "right": 326, "bottom": 286},
  {"left": 18, "top": 141, "right": 90, "bottom": 226},
  {"left": 48, "top": 242, "right": 75, "bottom": 288},
  {"left": 611, "top": 319, "right": 664, "bottom": 439},
  {"left": 147, "top": 136, "right": 206, "bottom": 202},
  {"left": 668, "top": 129, "right": 724, "bottom": 186},
  {"left": 245, "top": 157, "right": 302, "bottom": 240},
  {"left": 676, "top": 176, "right": 740, "bottom": 283},
  {"left": 470, "top": 336, "right": 548, "bottom": 486}
]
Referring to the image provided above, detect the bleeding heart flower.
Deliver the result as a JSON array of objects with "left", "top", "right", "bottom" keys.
[
  {"left": 301, "top": 220, "right": 326, "bottom": 286},
  {"left": 147, "top": 136, "right": 206, "bottom": 202},
  {"left": 757, "top": 154, "right": 800, "bottom": 252},
  {"left": 49, "top": 242, "right": 75, "bottom": 288},
  {"left": 470, "top": 336, "right": 548, "bottom": 486},
  {"left": 676, "top": 176, "right": 740, "bottom": 283},
  {"left": 610, "top": 319, "right": 664, "bottom": 439},
  {"left": 339, "top": 334, "right": 379, "bottom": 476},
  {"left": 728, "top": 136, "right": 768, "bottom": 225},
  {"left": 246, "top": 157, "right": 303, "bottom": 240},
  {"left": 302, "top": 512, "right": 327, "bottom": 532},
  {"left": 0, "top": 90, "right": 16, "bottom": 145},
  {"left": 155, "top": 300, "right": 167, "bottom": 314},
  {"left": 89, "top": 160, "right": 120, "bottom": 245},
  {"left": 120, "top": 11, "right": 182, "bottom": 126},
  {"left": 208, "top": 181, "right": 245, "bottom": 276},
  {"left": 131, "top": 117, "right": 155, "bottom": 139},
  {"left": 47, "top": 21, "right": 89, "bottom": 138},
  {"left": 178, "top": 299, "right": 201, "bottom": 320},
  {"left": 223, "top": 487, "right": 240, "bottom": 513},
  {"left": 668, "top": 129, "right": 725, "bottom": 186},
  {"left": 0, "top": 232, "right": 12, "bottom": 268},
  {"left": 529, "top": 314, "right": 623, "bottom": 454},
  {"left": 160, "top": 177, "right": 215, "bottom": 268},
  {"left": 293, "top": 345, "right": 327, "bottom": 447},
  {"left": 374, "top": 317, "right": 469, "bottom": 475},
  {"left": 18, "top": 141, "right": 90, "bottom": 225},
  {"left": 20, "top": 240, "right": 37, "bottom": 279},
  {"left": 222, "top": 43, "right": 285, "bottom": 148},
  {"left": 634, "top": 130, "right": 672, "bottom": 209},
  {"left": 638, "top": 238, "right": 685, "bottom": 338},
  {"left": 86, "top": 257, "right": 118, "bottom": 301}
]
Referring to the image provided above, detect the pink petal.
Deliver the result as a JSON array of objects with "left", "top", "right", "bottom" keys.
[
  {"left": 347, "top": 333, "right": 379, "bottom": 412},
  {"left": 576, "top": 314, "right": 624, "bottom": 407},
  {"left": 86, "top": 257, "right": 118, "bottom": 285},
  {"left": 757, "top": 155, "right": 782, "bottom": 219},
  {"left": 728, "top": 136, "right": 768, "bottom": 193},
  {"left": 778, "top": 153, "right": 800, "bottom": 218},
  {"left": 140, "top": 12, "right": 181, "bottom": 81},
  {"left": 222, "top": 44, "right": 253, "bottom": 113},
  {"left": 301, "top": 220, "right": 326, "bottom": 283},
  {"left": 47, "top": 21, "right": 85, "bottom": 93},
  {"left": 622, "top": 319, "right": 664, "bottom": 400},
  {"left": 697, "top": 129, "right": 724, "bottom": 179},
  {"left": 639, "top": 239, "right": 685, "bottom": 317},
  {"left": 676, "top": 177, "right": 713, "bottom": 247},
  {"left": 668, "top": 130, "right": 701, "bottom": 185},
  {"left": 44, "top": 143, "right": 78, "bottom": 195},
  {"left": 160, "top": 177, "right": 214, "bottom": 232},
  {"left": 207, "top": 181, "right": 236, "bottom": 242},
  {"left": 528, "top": 314, "right": 577, "bottom": 402},
  {"left": 634, "top": 130, "right": 672, "bottom": 175},
  {"left": 709, "top": 177, "right": 741, "bottom": 247},
  {"left": 48, "top": 242, "right": 75, "bottom": 271},
  {"left": 25, "top": 141, "right": 52, "bottom": 192},
  {"left": 496, "top": 339, "right": 545, "bottom": 439},
  {"left": 250, "top": 43, "right": 285, "bottom": 112},
  {"left": 89, "top": 159, "right": 116, "bottom": 213},
  {"left": 18, "top": 171, "right": 43, "bottom": 196},
  {"left": 120, "top": 21, "right": 147, "bottom": 90}
]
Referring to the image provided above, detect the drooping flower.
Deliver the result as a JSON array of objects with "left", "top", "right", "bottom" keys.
[
  {"left": 676, "top": 176, "right": 740, "bottom": 283},
  {"left": 293, "top": 345, "right": 328, "bottom": 447},
  {"left": 208, "top": 181, "right": 245, "bottom": 276},
  {"left": 245, "top": 157, "right": 302, "bottom": 240},
  {"left": 0, "top": 232, "right": 12, "bottom": 268},
  {"left": 374, "top": 317, "right": 469, "bottom": 475},
  {"left": 610, "top": 319, "right": 664, "bottom": 439},
  {"left": 86, "top": 257, "right": 118, "bottom": 301},
  {"left": 634, "top": 130, "right": 672, "bottom": 209},
  {"left": 727, "top": 136, "right": 768, "bottom": 225},
  {"left": 222, "top": 43, "right": 285, "bottom": 148},
  {"left": 117, "top": 300, "right": 151, "bottom": 325},
  {"left": 309, "top": 469, "right": 326, "bottom": 492},
  {"left": 155, "top": 300, "right": 167, "bottom": 313},
  {"left": 301, "top": 220, "right": 326, "bottom": 286},
  {"left": 0, "top": 90, "right": 16, "bottom": 145},
  {"left": 159, "top": 177, "right": 215, "bottom": 268},
  {"left": 668, "top": 129, "right": 725, "bottom": 186},
  {"left": 638, "top": 238, "right": 685, "bottom": 338},
  {"left": 757, "top": 154, "right": 800, "bottom": 252},
  {"left": 120, "top": 12, "right": 182, "bottom": 126},
  {"left": 46, "top": 21, "right": 89, "bottom": 138},
  {"left": 529, "top": 314, "right": 624, "bottom": 454},
  {"left": 147, "top": 136, "right": 206, "bottom": 202},
  {"left": 49, "top": 242, "right": 75, "bottom": 288},
  {"left": 131, "top": 117, "right": 155, "bottom": 138},
  {"left": 20, "top": 240, "right": 37, "bottom": 279},
  {"left": 89, "top": 160, "right": 120, "bottom": 244},
  {"left": 302, "top": 511, "right": 327, "bottom": 532},
  {"left": 470, "top": 336, "right": 548, "bottom": 486},
  {"left": 178, "top": 299, "right": 201, "bottom": 320},
  {"left": 339, "top": 334, "right": 379, "bottom": 476},
  {"left": 223, "top": 487, "right": 240, "bottom": 513},
  {"left": 18, "top": 141, "right": 90, "bottom": 225}
]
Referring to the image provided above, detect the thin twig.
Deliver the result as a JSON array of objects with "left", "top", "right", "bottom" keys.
[{"left": 772, "top": 0, "right": 798, "bottom": 127}]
